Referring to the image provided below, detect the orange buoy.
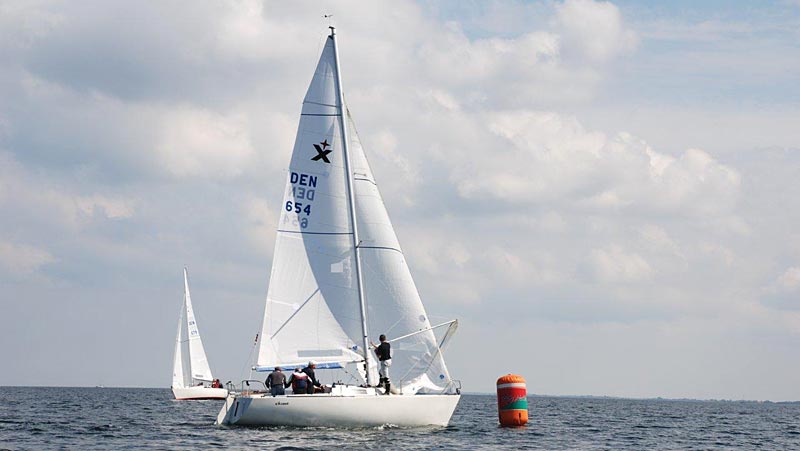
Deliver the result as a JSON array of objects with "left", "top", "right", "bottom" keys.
[{"left": 497, "top": 374, "right": 528, "bottom": 426}]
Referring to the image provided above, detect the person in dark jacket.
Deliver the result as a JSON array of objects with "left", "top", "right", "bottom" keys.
[
  {"left": 265, "top": 367, "right": 286, "bottom": 396},
  {"left": 302, "top": 361, "right": 322, "bottom": 394},
  {"left": 371, "top": 334, "right": 392, "bottom": 394}
]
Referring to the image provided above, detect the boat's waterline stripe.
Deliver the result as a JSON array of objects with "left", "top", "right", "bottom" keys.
[{"left": 497, "top": 383, "right": 527, "bottom": 389}]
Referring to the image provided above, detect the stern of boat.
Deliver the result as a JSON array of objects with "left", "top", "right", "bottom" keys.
[
  {"left": 215, "top": 393, "right": 236, "bottom": 425},
  {"left": 216, "top": 380, "right": 268, "bottom": 425}
]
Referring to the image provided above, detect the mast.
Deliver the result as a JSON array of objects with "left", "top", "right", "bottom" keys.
[{"left": 329, "top": 26, "right": 374, "bottom": 386}]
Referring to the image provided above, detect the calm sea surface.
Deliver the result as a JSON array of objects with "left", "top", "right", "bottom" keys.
[{"left": 1, "top": 387, "right": 799, "bottom": 450}]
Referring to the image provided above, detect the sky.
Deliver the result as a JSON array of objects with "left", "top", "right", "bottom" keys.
[{"left": 1, "top": 0, "right": 799, "bottom": 400}]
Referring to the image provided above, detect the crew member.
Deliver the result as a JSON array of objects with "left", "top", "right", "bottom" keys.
[
  {"left": 371, "top": 334, "right": 392, "bottom": 395},
  {"left": 265, "top": 367, "right": 286, "bottom": 397},
  {"left": 302, "top": 361, "right": 322, "bottom": 394},
  {"left": 287, "top": 367, "right": 310, "bottom": 394}
]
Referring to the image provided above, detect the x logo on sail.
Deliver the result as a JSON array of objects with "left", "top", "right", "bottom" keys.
[{"left": 312, "top": 140, "right": 332, "bottom": 163}]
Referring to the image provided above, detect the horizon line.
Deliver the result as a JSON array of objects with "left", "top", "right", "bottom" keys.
[{"left": 1, "top": 385, "right": 797, "bottom": 403}]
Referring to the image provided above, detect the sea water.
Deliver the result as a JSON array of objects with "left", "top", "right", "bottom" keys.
[{"left": 1, "top": 387, "right": 799, "bottom": 450}]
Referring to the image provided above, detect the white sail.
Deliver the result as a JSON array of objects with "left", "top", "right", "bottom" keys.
[
  {"left": 184, "top": 268, "right": 214, "bottom": 382},
  {"left": 347, "top": 113, "right": 452, "bottom": 393},
  {"left": 255, "top": 33, "right": 452, "bottom": 393},
  {"left": 256, "top": 35, "right": 364, "bottom": 371},
  {"left": 172, "top": 306, "right": 185, "bottom": 388}
]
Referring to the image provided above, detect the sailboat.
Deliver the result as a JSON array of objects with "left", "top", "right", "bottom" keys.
[
  {"left": 172, "top": 268, "right": 228, "bottom": 400},
  {"left": 215, "top": 27, "right": 461, "bottom": 427}
]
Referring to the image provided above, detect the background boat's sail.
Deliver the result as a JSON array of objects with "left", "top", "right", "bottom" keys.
[
  {"left": 347, "top": 113, "right": 452, "bottom": 393},
  {"left": 256, "top": 35, "right": 364, "bottom": 371},
  {"left": 172, "top": 307, "right": 185, "bottom": 388},
  {"left": 184, "top": 269, "right": 214, "bottom": 382}
]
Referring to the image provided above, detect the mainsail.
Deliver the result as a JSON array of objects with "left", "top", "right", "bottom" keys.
[
  {"left": 256, "top": 31, "right": 452, "bottom": 393},
  {"left": 255, "top": 35, "right": 364, "bottom": 371},
  {"left": 184, "top": 268, "right": 214, "bottom": 382}
]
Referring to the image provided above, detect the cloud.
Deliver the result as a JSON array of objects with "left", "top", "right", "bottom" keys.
[
  {"left": 485, "top": 245, "right": 562, "bottom": 286},
  {"left": 242, "top": 195, "right": 277, "bottom": 256},
  {"left": 0, "top": 241, "right": 55, "bottom": 276},
  {"left": 762, "top": 266, "right": 800, "bottom": 310},
  {"left": 76, "top": 195, "right": 135, "bottom": 219},
  {"left": 451, "top": 111, "right": 740, "bottom": 218},
  {"left": 0, "top": 151, "right": 137, "bottom": 227},
  {"left": 587, "top": 245, "right": 653, "bottom": 283},
  {"left": 554, "top": 0, "right": 638, "bottom": 63},
  {"left": 778, "top": 267, "right": 800, "bottom": 289},
  {"left": 638, "top": 225, "right": 684, "bottom": 260},
  {"left": 408, "top": 0, "right": 639, "bottom": 108},
  {"left": 156, "top": 107, "right": 254, "bottom": 178},
  {"left": 419, "top": 26, "right": 560, "bottom": 85}
]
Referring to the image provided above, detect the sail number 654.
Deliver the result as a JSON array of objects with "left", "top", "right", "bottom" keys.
[
  {"left": 286, "top": 201, "right": 312, "bottom": 215},
  {"left": 286, "top": 201, "right": 311, "bottom": 229}
]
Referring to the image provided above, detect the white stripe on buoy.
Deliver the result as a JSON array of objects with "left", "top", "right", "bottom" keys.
[{"left": 496, "top": 383, "right": 527, "bottom": 389}]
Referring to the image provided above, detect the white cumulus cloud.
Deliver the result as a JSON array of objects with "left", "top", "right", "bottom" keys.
[
  {"left": 451, "top": 110, "right": 740, "bottom": 218},
  {"left": 555, "top": 0, "right": 638, "bottom": 63},
  {"left": 156, "top": 107, "right": 254, "bottom": 178}
]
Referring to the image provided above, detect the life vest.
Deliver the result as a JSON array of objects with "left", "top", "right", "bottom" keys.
[{"left": 291, "top": 372, "right": 309, "bottom": 391}]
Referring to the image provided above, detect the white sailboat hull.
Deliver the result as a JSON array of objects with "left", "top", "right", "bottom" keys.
[
  {"left": 216, "top": 390, "right": 460, "bottom": 427},
  {"left": 172, "top": 386, "right": 228, "bottom": 400}
]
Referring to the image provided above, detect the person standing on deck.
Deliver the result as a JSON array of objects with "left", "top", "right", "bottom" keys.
[
  {"left": 265, "top": 367, "right": 286, "bottom": 396},
  {"left": 371, "top": 334, "right": 392, "bottom": 395}
]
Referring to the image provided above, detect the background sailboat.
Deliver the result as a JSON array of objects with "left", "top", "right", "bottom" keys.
[
  {"left": 216, "top": 27, "right": 460, "bottom": 427},
  {"left": 171, "top": 268, "right": 227, "bottom": 400}
]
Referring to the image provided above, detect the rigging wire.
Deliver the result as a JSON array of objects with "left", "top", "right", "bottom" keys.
[{"left": 238, "top": 333, "right": 260, "bottom": 383}]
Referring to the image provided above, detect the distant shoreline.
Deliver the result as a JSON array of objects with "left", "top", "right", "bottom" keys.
[{"left": 1, "top": 386, "right": 797, "bottom": 404}]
